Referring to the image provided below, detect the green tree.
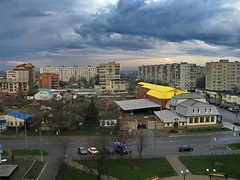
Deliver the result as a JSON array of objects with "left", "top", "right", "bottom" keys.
[{"left": 84, "top": 100, "right": 99, "bottom": 127}]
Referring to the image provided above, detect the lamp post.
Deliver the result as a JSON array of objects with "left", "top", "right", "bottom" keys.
[
  {"left": 210, "top": 137, "right": 216, "bottom": 150},
  {"left": 206, "top": 168, "right": 216, "bottom": 180},
  {"left": 24, "top": 121, "right": 28, "bottom": 148},
  {"left": 181, "top": 169, "right": 189, "bottom": 180},
  {"left": 15, "top": 117, "right": 18, "bottom": 135},
  {"left": 39, "top": 121, "right": 43, "bottom": 161}
]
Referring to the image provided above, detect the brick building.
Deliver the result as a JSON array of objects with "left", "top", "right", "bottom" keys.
[{"left": 38, "top": 74, "right": 59, "bottom": 89}]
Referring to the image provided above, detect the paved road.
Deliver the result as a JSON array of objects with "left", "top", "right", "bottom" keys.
[
  {"left": 1, "top": 107, "right": 240, "bottom": 179},
  {"left": 1, "top": 132, "right": 240, "bottom": 180}
]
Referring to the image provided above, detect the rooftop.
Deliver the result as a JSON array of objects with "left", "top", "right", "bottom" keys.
[{"left": 115, "top": 99, "right": 161, "bottom": 111}]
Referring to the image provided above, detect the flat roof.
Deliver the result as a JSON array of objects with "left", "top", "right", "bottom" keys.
[{"left": 115, "top": 99, "right": 161, "bottom": 111}]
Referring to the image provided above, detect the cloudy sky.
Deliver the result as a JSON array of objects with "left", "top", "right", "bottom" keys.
[{"left": 1, "top": 0, "right": 240, "bottom": 70}]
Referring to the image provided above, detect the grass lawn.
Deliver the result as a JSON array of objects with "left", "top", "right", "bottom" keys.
[
  {"left": 179, "top": 155, "right": 240, "bottom": 179},
  {"left": 56, "top": 162, "right": 96, "bottom": 180},
  {"left": 26, "top": 130, "right": 99, "bottom": 136},
  {"left": 184, "top": 127, "right": 230, "bottom": 133},
  {"left": 11, "top": 149, "right": 49, "bottom": 156},
  {"left": 228, "top": 143, "right": 240, "bottom": 150},
  {"left": 23, "top": 160, "right": 46, "bottom": 179},
  {"left": 77, "top": 158, "right": 176, "bottom": 180}
]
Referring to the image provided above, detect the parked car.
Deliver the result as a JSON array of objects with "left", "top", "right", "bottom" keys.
[
  {"left": 88, "top": 147, "right": 99, "bottom": 155},
  {"left": 112, "top": 141, "right": 129, "bottom": 154},
  {"left": 228, "top": 107, "right": 240, "bottom": 112},
  {"left": 178, "top": 145, "right": 193, "bottom": 152},
  {"left": 104, "top": 146, "right": 114, "bottom": 154},
  {"left": 78, "top": 147, "right": 87, "bottom": 155}
]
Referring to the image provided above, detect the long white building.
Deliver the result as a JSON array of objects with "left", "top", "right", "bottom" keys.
[
  {"left": 138, "top": 62, "right": 197, "bottom": 91},
  {"left": 40, "top": 66, "right": 98, "bottom": 82}
]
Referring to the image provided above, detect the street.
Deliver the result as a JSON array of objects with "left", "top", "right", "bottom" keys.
[{"left": 1, "top": 108, "right": 240, "bottom": 180}]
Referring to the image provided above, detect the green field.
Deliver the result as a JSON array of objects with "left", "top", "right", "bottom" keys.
[
  {"left": 184, "top": 127, "right": 230, "bottom": 133},
  {"left": 56, "top": 163, "right": 96, "bottom": 180},
  {"left": 13, "top": 149, "right": 49, "bottom": 156},
  {"left": 77, "top": 158, "right": 176, "bottom": 180},
  {"left": 228, "top": 143, "right": 240, "bottom": 150},
  {"left": 180, "top": 155, "right": 240, "bottom": 179}
]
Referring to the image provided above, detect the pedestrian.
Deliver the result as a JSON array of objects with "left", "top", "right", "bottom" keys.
[
  {"left": 12, "top": 155, "right": 14, "bottom": 161},
  {"left": 64, "top": 153, "right": 67, "bottom": 161},
  {"left": 129, "top": 150, "right": 132, "bottom": 158}
]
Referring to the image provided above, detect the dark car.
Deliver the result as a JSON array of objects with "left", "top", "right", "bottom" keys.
[
  {"left": 178, "top": 145, "right": 193, "bottom": 152},
  {"left": 78, "top": 147, "right": 88, "bottom": 155}
]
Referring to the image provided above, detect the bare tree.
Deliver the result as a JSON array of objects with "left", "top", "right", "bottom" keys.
[
  {"left": 136, "top": 129, "right": 149, "bottom": 161},
  {"left": 115, "top": 128, "right": 130, "bottom": 160},
  {"left": 85, "top": 135, "right": 111, "bottom": 180}
]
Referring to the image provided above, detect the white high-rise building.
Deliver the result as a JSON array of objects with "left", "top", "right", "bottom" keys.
[
  {"left": 138, "top": 62, "right": 197, "bottom": 91},
  {"left": 40, "top": 66, "right": 98, "bottom": 82},
  {"left": 206, "top": 59, "right": 240, "bottom": 92}
]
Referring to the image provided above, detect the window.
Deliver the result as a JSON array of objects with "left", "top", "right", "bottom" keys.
[
  {"left": 209, "top": 108, "right": 212, "bottom": 113},
  {"left": 198, "top": 109, "right": 200, "bottom": 113},
  {"left": 211, "top": 117, "right": 215, "bottom": 122},
  {"left": 193, "top": 109, "right": 195, "bottom": 114},
  {"left": 205, "top": 108, "right": 207, "bottom": 113},
  {"left": 194, "top": 118, "right": 198, "bottom": 123},
  {"left": 167, "top": 123, "right": 170, "bottom": 126},
  {"left": 206, "top": 117, "right": 210, "bottom": 122},
  {"left": 182, "top": 122, "right": 185, "bottom": 126},
  {"left": 189, "top": 118, "right": 193, "bottom": 123},
  {"left": 200, "top": 117, "right": 204, "bottom": 123}
]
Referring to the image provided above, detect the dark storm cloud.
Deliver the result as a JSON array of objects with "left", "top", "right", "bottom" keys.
[{"left": 75, "top": 0, "right": 240, "bottom": 47}]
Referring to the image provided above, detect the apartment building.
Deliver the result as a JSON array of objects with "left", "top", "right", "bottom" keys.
[
  {"left": 138, "top": 62, "right": 197, "bottom": 91},
  {"left": 40, "top": 65, "right": 98, "bottom": 82},
  {"left": 6, "top": 70, "right": 29, "bottom": 82},
  {"left": 14, "top": 63, "right": 35, "bottom": 84},
  {"left": 38, "top": 74, "right": 59, "bottom": 89},
  {"left": 105, "top": 80, "right": 128, "bottom": 93},
  {"left": 99, "top": 62, "right": 120, "bottom": 89},
  {"left": 0, "top": 80, "right": 29, "bottom": 93},
  {"left": 206, "top": 59, "right": 240, "bottom": 92}
]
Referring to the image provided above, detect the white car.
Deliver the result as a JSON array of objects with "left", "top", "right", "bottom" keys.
[{"left": 88, "top": 147, "right": 99, "bottom": 155}]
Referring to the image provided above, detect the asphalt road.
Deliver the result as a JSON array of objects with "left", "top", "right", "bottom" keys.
[
  {"left": 1, "top": 107, "right": 240, "bottom": 180},
  {"left": 1, "top": 132, "right": 240, "bottom": 180}
]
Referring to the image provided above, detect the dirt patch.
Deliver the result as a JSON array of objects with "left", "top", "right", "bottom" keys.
[
  {"left": 131, "top": 165, "right": 141, "bottom": 171},
  {"left": 214, "top": 162, "right": 224, "bottom": 166}
]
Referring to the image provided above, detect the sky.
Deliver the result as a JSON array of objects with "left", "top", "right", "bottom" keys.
[{"left": 1, "top": 0, "right": 240, "bottom": 71}]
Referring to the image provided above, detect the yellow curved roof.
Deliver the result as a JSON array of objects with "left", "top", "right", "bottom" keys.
[{"left": 138, "top": 82, "right": 189, "bottom": 99}]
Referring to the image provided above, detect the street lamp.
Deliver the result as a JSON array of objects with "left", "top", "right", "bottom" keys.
[
  {"left": 210, "top": 137, "right": 216, "bottom": 150},
  {"left": 24, "top": 121, "right": 28, "bottom": 148},
  {"left": 39, "top": 121, "right": 44, "bottom": 161},
  {"left": 181, "top": 169, "right": 189, "bottom": 180},
  {"left": 206, "top": 168, "right": 216, "bottom": 180}
]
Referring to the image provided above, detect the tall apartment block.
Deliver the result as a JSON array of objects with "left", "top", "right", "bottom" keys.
[
  {"left": 6, "top": 70, "right": 29, "bottom": 82},
  {"left": 99, "top": 62, "right": 120, "bottom": 89},
  {"left": 40, "top": 65, "right": 98, "bottom": 82},
  {"left": 206, "top": 59, "right": 240, "bottom": 92},
  {"left": 14, "top": 63, "right": 35, "bottom": 84},
  {"left": 38, "top": 74, "right": 59, "bottom": 89},
  {"left": 138, "top": 62, "right": 197, "bottom": 91}
]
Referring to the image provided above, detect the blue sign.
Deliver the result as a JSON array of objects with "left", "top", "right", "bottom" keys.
[{"left": 0, "top": 144, "right": 3, "bottom": 148}]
